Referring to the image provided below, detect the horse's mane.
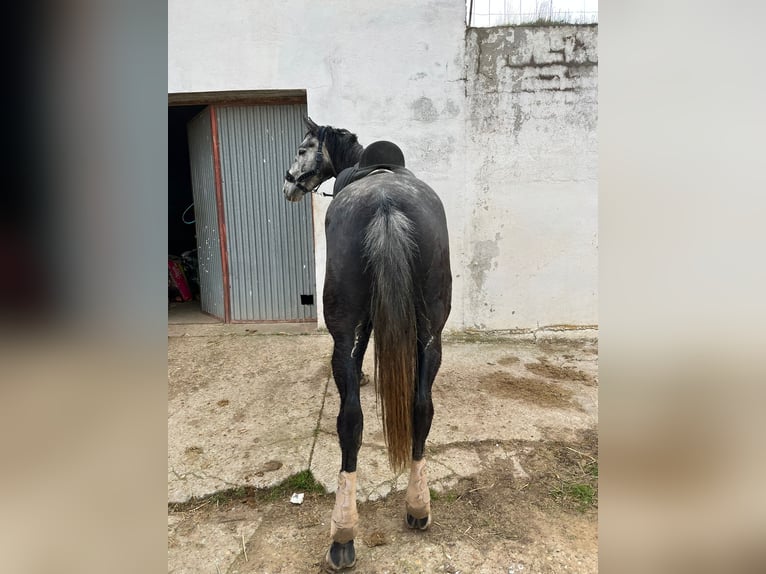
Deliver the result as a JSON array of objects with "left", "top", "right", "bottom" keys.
[{"left": 316, "top": 126, "right": 364, "bottom": 174}]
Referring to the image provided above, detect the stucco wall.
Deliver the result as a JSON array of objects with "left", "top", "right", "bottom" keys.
[
  {"left": 464, "top": 25, "right": 598, "bottom": 329},
  {"left": 169, "top": 0, "right": 468, "bottom": 328},
  {"left": 168, "top": 1, "right": 598, "bottom": 331}
]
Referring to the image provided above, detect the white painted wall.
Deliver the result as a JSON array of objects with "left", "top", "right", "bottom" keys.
[
  {"left": 464, "top": 26, "right": 598, "bottom": 330},
  {"left": 169, "top": 1, "right": 598, "bottom": 331}
]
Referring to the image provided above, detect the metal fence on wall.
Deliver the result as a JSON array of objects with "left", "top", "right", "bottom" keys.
[{"left": 467, "top": 0, "right": 598, "bottom": 27}]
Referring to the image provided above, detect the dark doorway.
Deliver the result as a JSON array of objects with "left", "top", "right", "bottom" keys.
[
  {"left": 168, "top": 105, "right": 205, "bottom": 315},
  {"left": 169, "top": 105, "right": 205, "bottom": 256}
]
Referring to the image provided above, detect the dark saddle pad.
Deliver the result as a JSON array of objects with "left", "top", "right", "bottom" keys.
[{"left": 333, "top": 141, "right": 408, "bottom": 196}]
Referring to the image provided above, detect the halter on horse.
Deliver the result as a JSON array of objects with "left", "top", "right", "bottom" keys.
[
  {"left": 283, "top": 117, "right": 452, "bottom": 570},
  {"left": 283, "top": 126, "right": 330, "bottom": 195}
]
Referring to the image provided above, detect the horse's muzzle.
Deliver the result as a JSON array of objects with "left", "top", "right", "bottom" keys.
[{"left": 283, "top": 182, "right": 304, "bottom": 202}]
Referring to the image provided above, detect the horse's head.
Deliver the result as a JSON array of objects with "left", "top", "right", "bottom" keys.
[{"left": 283, "top": 117, "right": 334, "bottom": 202}]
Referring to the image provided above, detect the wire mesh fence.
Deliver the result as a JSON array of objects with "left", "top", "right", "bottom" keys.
[{"left": 467, "top": 0, "right": 598, "bottom": 27}]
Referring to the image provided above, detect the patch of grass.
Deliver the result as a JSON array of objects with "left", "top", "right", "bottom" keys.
[
  {"left": 569, "top": 483, "right": 595, "bottom": 502},
  {"left": 545, "top": 441, "right": 598, "bottom": 512},
  {"left": 170, "top": 485, "right": 255, "bottom": 512},
  {"left": 169, "top": 471, "right": 326, "bottom": 512},
  {"left": 550, "top": 458, "right": 598, "bottom": 512},
  {"left": 264, "top": 470, "right": 325, "bottom": 501},
  {"left": 209, "top": 485, "right": 249, "bottom": 504},
  {"left": 429, "top": 487, "right": 459, "bottom": 504},
  {"left": 551, "top": 482, "right": 596, "bottom": 511}
]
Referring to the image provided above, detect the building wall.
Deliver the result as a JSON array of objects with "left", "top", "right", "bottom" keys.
[
  {"left": 464, "top": 25, "right": 598, "bottom": 329},
  {"left": 169, "top": 1, "right": 598, "bottom": 331}
]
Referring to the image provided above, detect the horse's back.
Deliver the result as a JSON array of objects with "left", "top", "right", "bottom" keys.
[{"left": 327, "top": 171, "right": 449, "bottom": 245}]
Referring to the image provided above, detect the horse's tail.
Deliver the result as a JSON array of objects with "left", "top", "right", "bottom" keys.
[{"left": 363, "top": 199, "right": 418, "bottom": 473}]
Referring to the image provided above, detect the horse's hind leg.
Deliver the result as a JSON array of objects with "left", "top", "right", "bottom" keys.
[
  {"left": 353, "top": 318, "right": 372, "bottom": 386},
  {"left": 325, "top": 308, "right": 369, "bottom": 570},
  {"left": 405, "top": 332, "right": 443, "bottom": 530}
]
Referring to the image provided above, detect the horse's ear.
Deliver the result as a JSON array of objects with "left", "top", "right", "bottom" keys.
[{"left": 303, "top": 116, "right": 319, "bottom": 134}]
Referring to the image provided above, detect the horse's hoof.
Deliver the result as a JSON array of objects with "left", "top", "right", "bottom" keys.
[
  {"left": 406, "top": 512, "right": 431, "bottom": 530},
  {"left": 325, "top": 540, "right": 356, "bottom": 571}
]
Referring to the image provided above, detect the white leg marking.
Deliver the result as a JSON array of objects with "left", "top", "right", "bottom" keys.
[
  {"left": 330, "top": 471, "right": 358, "bottom": 543},
  {"left": 405, "top": 458, "right": 431, "bottom": 520}
]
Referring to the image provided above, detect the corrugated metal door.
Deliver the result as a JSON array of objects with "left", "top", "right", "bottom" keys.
[
  {"left": 215, "top": 104, "right": 316, "bottom": 321},
  {"left": 187, "top": 108, "right": 225, "bottom": 320}
]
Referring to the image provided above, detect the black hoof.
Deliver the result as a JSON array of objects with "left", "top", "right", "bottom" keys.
[
  {"left": 325, "top": 540, "right": 356, "bottom": 571},
  {"left": 406, "top": 513, "right": 431, "bottom": 530}
]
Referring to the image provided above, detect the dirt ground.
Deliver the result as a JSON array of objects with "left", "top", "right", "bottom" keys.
[{"left": 168, "top": 331, "right": 598, "bottom": 573}]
